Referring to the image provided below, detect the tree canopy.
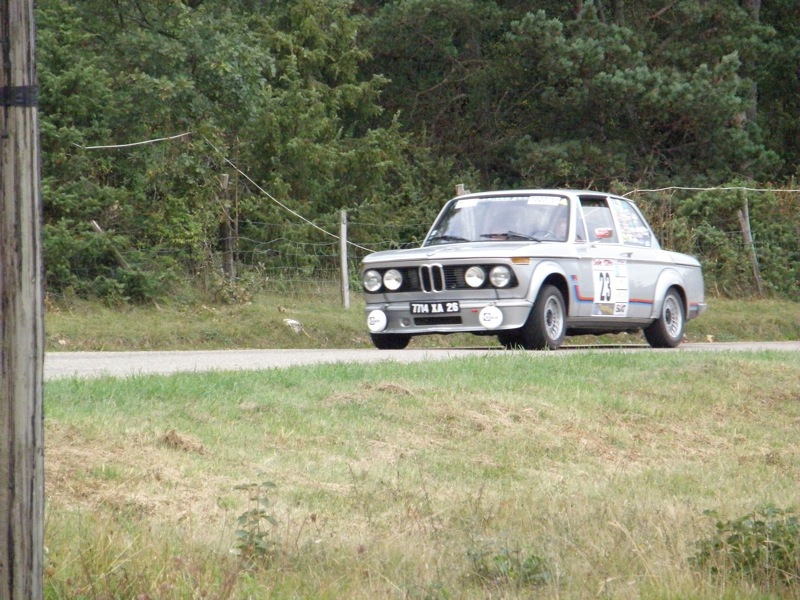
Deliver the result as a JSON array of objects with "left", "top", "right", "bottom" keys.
[{"left": 37, "top": 0, "right": 800, "bottom": 300}]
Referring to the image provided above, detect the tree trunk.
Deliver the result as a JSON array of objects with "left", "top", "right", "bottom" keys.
[
  {"left": 0, "top": 0, "right": 45, "bottom": 598},
  {"left": 742, "top": 0, "right": 761, "bottom": 123}
]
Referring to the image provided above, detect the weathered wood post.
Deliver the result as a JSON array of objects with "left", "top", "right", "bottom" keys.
[
  {"left": 737, "top": 197, "right": 765, "bottom": 297},
  {"left": 0, "top": 0, "right": 45, "bottom": 598},
  {"left": 220, "top": 173, "right": 236, "bottom": 283},
  {"left": 340, "top": 209, "right": 350, "bottom": 309}
]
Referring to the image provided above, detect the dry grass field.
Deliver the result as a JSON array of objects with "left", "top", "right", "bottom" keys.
[{"left": 44, "top": 350, "right": 800, "bottom": 599}]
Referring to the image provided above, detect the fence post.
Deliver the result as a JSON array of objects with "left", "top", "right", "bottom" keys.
[
  {"left": 340, "top": 210, "right": 350, "bottom": 309},
  {"left": 220, "top": 173, "right": 236, "bottom": 283},
  {"left": 737, "top": 197, "right": 765, "bottom": 297}
]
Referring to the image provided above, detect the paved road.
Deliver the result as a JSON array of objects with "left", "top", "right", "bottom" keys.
[{"left": 44, "top": 342, "right": 800, "bottom": 380}]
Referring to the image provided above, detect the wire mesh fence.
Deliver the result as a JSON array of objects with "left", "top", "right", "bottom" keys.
[
  {"left": 59, "top": 134, "right": 798, "bottom": 303},
  {"left": 44, "top": 185, "right": 799, "bottom": 303},
  {"left": 182, "top": 209, "right": 798, "bottom": 304}
]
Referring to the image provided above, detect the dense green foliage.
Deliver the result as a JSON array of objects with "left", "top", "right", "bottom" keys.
[
  {"left": 692, "top": 505, "right": 800, "bottom": 588},
  {"left": 37, "top": 0, "right": 800, "bottom": 301}
]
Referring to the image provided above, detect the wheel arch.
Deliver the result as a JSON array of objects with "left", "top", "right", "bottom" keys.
[
  {"left": 541, "top": 273, "right": 570, "bottom": 316},
  {"left": 651, "top": 270, "right": 688, "bottom": 319},
  {"left": 527, "top": 261, "right": 571, "bottom": 315}
]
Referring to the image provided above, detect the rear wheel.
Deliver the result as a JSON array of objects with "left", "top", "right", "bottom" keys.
[
  {"left": 519, "top": 284, "right": 566, "bottom": 350},
  {"left": 370, "top": 333, "right": 411, "bottom": 350},
  {"left": 644, "top": 288, "right": 685, "bottom": 348}
]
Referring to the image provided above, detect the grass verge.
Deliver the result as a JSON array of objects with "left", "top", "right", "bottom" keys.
[
  {"left": 45, "top": 295, "right": 800, "bottom": 351},
  {"left": 45, "top": 351, "right": 800, "bottom": 599}
]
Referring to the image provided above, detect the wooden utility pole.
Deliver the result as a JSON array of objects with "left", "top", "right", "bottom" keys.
[{"left": 0, "top": 0, "right": 45, "bottom": 598}]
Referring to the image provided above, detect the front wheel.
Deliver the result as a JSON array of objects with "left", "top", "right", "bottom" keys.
[
  {"left": 644, "top": 288, "right": 685, "bottom": 348},
  {"left": 518, "top": 284, "right": 567, "bottom": 350},
  {"left": 370, "top": 333, "right": 411, "bottom": 350},
  {"left": 497, "top": 330, "right": 524, "bottom": 349}
]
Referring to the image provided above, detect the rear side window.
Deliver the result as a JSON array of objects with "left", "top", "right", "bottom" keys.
[
  {"left": 608, "top": 198, "right": 653, "bottom": 247},
  {"left": 579, "top": 197, "right": 618, "bottom": 243}
]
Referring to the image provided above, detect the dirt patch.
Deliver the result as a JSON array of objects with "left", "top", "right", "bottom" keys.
[
  {"left": 373, "top": 382, "right": 415, "bottom": 396},
  {"left": 323, "top": 381, "right": 418, "bottom": 407},
  {"left": 324, "top": 391, "right": 369, "bottom": 406},
  {"left": 162, "top": 429, "right": 206, "bottom": 454},
  {"left": 45, "top": 423, "right": 235, "bottom": 532}
]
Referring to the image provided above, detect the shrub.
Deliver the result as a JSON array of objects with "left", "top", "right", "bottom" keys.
[
  {"left": 232, "top": 479, "right": 279, "bottom": 570},
  {"left": 466, "top": 541, "right": 551, "bottom": 589},
  {"left": 691, "top": 505, "right": 800, "bottom": 589}
]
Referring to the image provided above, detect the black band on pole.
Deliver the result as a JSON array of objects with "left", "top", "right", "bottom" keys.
[{"left": 0, "top": 85, "right": 38, "bottom": 107}]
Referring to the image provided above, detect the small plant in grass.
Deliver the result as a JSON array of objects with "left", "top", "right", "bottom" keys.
[
  {"left": 466, "top": 541, "right": 551, "bottom": 588},
  {"left": 232, "top": 479, "right": 278, "bottom": 569},
  {"left": 691, "top": 505, "right": 800, "bottom": 588}
]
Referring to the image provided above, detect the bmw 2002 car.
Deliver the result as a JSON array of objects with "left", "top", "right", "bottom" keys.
[{"left": 360, "top": 189, "right": 707, "bottom": 350}]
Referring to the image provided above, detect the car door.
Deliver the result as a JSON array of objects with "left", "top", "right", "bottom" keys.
[
  {"left": 575, "top": 196, "right": 632, "bottom": 321},
  {"left": 605, "top": 197, "right": 662, "bottom": 320}
]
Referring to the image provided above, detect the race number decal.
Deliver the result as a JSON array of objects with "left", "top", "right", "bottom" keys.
[{"left": 592, "top": 259, "right": 629, "bottom": 316}]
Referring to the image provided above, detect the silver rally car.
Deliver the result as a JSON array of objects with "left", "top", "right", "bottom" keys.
[{"left": 360, "top": 189, "right": 707, "bottom": 350}]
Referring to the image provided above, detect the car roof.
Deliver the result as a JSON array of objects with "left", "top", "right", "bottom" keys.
[{"left": 453, "top": 189, "right": 620, "bottom": 199}]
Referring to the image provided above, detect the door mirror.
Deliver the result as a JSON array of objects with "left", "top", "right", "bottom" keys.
[{"left": 594, "top": 227, "right": 614, "bottom": 239}]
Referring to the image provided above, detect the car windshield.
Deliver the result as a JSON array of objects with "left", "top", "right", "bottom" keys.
[{"left": 424, "top": 194, "right": 570, "bottom": 246}]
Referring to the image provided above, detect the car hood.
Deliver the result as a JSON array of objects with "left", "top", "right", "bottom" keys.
[{"left": 362, "top": 241, "right": 567, "bottom": 264}]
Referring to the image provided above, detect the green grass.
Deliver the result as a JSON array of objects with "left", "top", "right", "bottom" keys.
[
  {"left": 45, "top": 294, "right": 800, "bottom": 351},
  {"left": 45, "top": 351, "right": 800, "bottom": 599}
]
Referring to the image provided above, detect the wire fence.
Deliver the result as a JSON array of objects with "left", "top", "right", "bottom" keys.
[
  {"left": 174, "top": 209, "right": 798, "bottom": 303},
  {"left": 68, "top": 133, "right": 799, "bottom": 302},
  {"left": 53, "top": 196, "right": 798, "bottom": 303},
  {"left": 187, "top": 219, "right": 432, "bottom": 301}
]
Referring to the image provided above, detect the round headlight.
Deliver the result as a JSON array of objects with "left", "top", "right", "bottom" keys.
[
  {"left": 362, "top": 269, "right": 383, "bottom": 292},
  {"left": 464, "top": 266, "right": 486, "bottom": 288},
  {"left": 383, "top": 269, "right": 403, "bottom": 291},
  {"left": 490, "top": 265, "right": 512, "bottom": 288}
]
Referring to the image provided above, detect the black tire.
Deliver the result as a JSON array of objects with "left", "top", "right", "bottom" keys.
[
  {"left": 370, "top": 333, "right": 411, "bottom": 350},
  {"left": 497, "top": 330, "right": 524, "bottom": 349},
  {"left": 519, "top": 284, "right": 566, "bottom": 350},
  {"left": 644, "top": 288, "right": 685, "bottom": 348}
]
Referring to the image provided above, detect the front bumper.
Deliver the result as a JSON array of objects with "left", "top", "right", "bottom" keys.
[{"left": 365, "top": 298, "right": 534, "bottom": 335}]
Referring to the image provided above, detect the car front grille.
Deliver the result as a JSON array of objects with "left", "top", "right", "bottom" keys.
[
  {"left": 364, "top": 263, "right": 518, "bottom": 294},
  {"left": 418, "top": 264, "right": 446, "bottom": 292},
  {"left": 394, "top": 264, "right": 506, "bottom": 293}
]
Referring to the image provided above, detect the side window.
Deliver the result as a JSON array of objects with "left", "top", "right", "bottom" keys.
[
  {"left": 575, "top": 212, "right": 587, "bottom": 242},
  {"left": 608, "top": 198, "right": 653, "bottom": 247},
  {"left": 579, "top": 198, "right": 618, "bottom": 243}
]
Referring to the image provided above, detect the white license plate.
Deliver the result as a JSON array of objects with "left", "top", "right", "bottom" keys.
[{"left": 410, "top": 301, "right": 460, "bottom": 315}]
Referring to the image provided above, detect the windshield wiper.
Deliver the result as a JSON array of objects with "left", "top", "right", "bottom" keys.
[
  {"left": 480, "top": 231, "right": 540, "bottom": 242},
  {"left": 426, "top": 234, "right": 471, "bottom": 245}
]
